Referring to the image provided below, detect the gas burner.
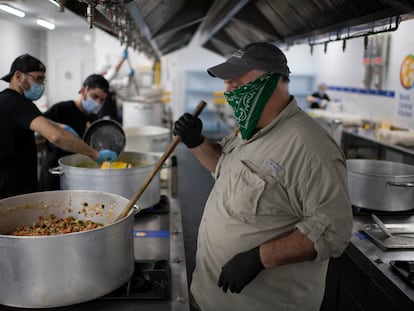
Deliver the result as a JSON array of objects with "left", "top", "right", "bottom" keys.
[
  {"left": 390, "top": 260, "right": 414, "bottom": 288},
  {"left": 139, "top": 195, "right": 170, "bottom": 215},
  {"left": 102, "top": 259, "right": 170, "bottom": 300}
]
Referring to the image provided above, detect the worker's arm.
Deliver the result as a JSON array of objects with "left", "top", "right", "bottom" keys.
[
  {"left": 30, "top": 116, "right": 99, "bottom": 160},
  {"left": 189, "top": 138, "right": 222, "bottom": 173},
  {"left": 260, "top": 229, "right": 316, "bottom": 268},
  {"left": 104, "top": 48, "right": 128, "bottom": 81}
]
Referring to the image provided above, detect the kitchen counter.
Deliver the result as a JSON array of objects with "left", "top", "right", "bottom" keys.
[
  {"left": 0, "top": 194, "right": 190, "bottom": 311},
  {"left": 352, "top": 215, "right": 414, "bottom": 299},
  {"left": 341, "top": 128, "right": 414, "bottom": 161},
  {"left": 322, "top": 214, "right": 414, "bottom": 310}
]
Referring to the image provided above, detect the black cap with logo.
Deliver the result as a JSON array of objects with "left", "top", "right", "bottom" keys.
[
  {"left": 1, "top": 54, "right": 46, "bottom": 82},
  {"left": 207, "top": 42, "right": 290, "bottom": 80}
]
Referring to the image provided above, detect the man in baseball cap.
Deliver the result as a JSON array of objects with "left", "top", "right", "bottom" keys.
[
  {"left": 173, "top": 42, "right": 352, "bottom": 311},
  {"left": 0, "top": 54, "right": 117, "bottom": 199},
  {"left": 1, "top": 53, "right": 46, "bottom": 82}
]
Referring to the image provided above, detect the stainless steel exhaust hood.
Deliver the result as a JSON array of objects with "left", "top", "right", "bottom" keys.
[{"left": 64, "top": 0, "right": 414, "bottom": 58}]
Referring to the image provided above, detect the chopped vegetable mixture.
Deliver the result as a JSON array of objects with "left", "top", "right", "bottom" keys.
[{"left": 8, "top": 214, "right": 105, "bottom": 236}]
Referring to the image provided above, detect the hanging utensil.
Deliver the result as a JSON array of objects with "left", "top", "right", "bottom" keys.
[
  {"left": 115, "top": 100, "right": 207, "bottom": 221},
  {"left": 126, "top": 57, "right": 140, "bottom": 95}
]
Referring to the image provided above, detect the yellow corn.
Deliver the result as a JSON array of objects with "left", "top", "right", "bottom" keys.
[{"left": 101, "top": 161, "right": 132, "bottom": 169}]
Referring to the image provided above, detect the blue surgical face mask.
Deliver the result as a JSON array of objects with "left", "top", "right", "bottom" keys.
[
  {"left": 23, "top": 83, "right": 45, "bottom": 101},
  {"left": 82, "top": 97, "right": 101, "bottom": 114}
]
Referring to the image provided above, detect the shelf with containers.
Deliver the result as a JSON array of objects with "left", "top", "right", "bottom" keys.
[
  {"left": 185, "top": 70, "right": 232, "bottom": 138},
  {"left": 289, "top": 74, "right": 315, "bottom": 110}
]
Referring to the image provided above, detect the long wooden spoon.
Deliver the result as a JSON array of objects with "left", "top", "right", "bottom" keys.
[{"left": 115, "top": 100, "right": 207, "bottom": 221}]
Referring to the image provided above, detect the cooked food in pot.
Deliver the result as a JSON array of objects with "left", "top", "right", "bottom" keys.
[{"left": 8, "top": 214, "right": 106, "bottom": 236}]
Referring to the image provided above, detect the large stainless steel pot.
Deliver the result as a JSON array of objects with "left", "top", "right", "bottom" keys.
[
  {"left": 0, "top": 190, "right": 138, "bottom": 308},
  {"left": 122, "top": 100, "right": 164, "bottom": 127},
  {"left": 347, "top": 159, "right": 414, "bottom": 211},
  {"left": 124, "top": 125, "right": 171, "bottom": 156},
  {"left": 51, "top": 151, "right": 160, "bottom": 209}
]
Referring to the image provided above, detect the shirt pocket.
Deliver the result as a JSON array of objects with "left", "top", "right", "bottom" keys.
[
  {"left": 227, "top": 159, "right": 296, "bottom": 229},
  {"left": 227, "top": 160, "right": 266, "bottom": 224}
]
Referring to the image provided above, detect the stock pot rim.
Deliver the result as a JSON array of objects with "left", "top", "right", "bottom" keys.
[{"left": 347, "top": 159, "right": 414, "bottom": 178}]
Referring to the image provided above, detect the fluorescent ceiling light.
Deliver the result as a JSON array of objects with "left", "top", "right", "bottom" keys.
[
  {"left": 36, "top": 19, "right": 55, "bottom": 30},
  {"left": 0, "top": 4, "right": 25, "bottom": 18},
  {"left": 48, "top": 0, "right": 61, "bottom": 7}
]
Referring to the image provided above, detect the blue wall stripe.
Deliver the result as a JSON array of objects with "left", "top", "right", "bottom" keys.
[
  {"left": 134, "top": 230, "right": 170, "bottom": 238},
  {"left": 328, "top": 86, "right": 395, "bottom": 98}
]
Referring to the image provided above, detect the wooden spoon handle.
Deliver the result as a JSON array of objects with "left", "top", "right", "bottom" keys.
[{"left": 115, "top": 100, "right": 207, "bottom": 221}]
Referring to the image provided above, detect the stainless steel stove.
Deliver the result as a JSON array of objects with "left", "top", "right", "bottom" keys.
[
  {"left": 353, "top": 206, "right": 414, "bottom": 250},
  {"left": 103, "top": 259, "right": 170, "bottom": 300}
]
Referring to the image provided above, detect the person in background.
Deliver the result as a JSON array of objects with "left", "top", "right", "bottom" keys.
[
  {"left": 39, "top": 74, "right": 112, "bottom": 191},
  {"left": 0, "top": 54, "right": 116, "bottom": 199},
  {"left": 307, "top": 82, "right": 331, "bottom": 109},
  {"left": 173, "top": 42, "right": 353, "bottom": 311},
  {"left": 99, "top": 48, "right": 135, "bottom": 122}
]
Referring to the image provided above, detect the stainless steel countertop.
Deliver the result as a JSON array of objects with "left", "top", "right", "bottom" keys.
[
  {"left": 351, "top": 214, "right": 414, "bottom": 302},
  {"left": 342, "top": 128, "right": 414, "bottom": 156},
  {"left": 0, "top": 194, "right": 190, "bottom": 311}
]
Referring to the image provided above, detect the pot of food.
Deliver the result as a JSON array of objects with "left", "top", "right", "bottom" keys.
[
  {"left": 124, "top": 125, "right": 171, "bottom": 156},
  {"left": 347, "top": 159, "right": 414, "bottom": 211},
  {"left": 0, "top": 190, "right": 138, "bottom": 308},
  {"left": 51, "top": 151, "right": 160, "bottom": 209}
]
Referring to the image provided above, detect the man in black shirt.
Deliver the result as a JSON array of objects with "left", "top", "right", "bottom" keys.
[
  {"left": 39, "top": 74, "right": 110, "bottom": 190},
  {"left": 307, "top": 83, "right": 331, "bottom": 109},
  {"left": 0, "top": 55, "right": 116, "bottom": 199}
]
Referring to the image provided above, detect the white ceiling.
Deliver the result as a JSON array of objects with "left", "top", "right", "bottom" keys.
[{"left": 0, "top": 0, "right": 87, "bottom": 29}]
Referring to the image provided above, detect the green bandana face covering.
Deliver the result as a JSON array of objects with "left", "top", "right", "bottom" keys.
[{"left": 224, "top": 72, "right": 281, "bottom": 140}]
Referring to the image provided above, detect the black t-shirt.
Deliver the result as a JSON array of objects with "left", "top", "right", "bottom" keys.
[
  {"left": 0, "top": 88, "right": 42, "bottom": 199},
  {"left": 39, "top": 100, "right": 98, "bottom": 190}
]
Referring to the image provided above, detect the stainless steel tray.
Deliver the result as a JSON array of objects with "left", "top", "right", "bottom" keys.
[{"left": 363, "top": 224, "right": 414, "bottom": 250}]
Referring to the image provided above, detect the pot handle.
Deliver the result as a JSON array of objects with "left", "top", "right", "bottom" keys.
[
  {"left": 49, "top": 166, "right": 64, "bottom": 176},
  {"left": 386, "top": 181, "right": 414, "bottom": 187},
  {"left": 132, "top": 205, "right": 141, "bottom": 216}
]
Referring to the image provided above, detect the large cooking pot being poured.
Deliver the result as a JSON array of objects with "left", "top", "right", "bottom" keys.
[
  {"left": 347, "top": 159, "right": 414, "bottom": 211},
  {"left": 0, "top": 190, "right": 138, "bottom": 308},
  {"left": 51, "top": 151, "right": 161, "bottom": 209}
]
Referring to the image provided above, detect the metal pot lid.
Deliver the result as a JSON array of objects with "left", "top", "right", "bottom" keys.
[
  {"left": 83, "top": 119, "right": 125, "bottom": 155},
  {"left": 346, "top": 159, "right": 414, "bottom": 177}
]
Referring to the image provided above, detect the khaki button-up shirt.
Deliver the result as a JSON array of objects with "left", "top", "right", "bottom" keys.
[{"left": 191, "top": 99, "right": 353, "bottom": 311}]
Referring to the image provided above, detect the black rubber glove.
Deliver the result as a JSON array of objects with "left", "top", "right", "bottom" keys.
[
  {"left": 218, "top": 246, "right": 265, "bottom": 294},
  {"left": 173, "top": 113, "right": 204, "bottom": 148}
]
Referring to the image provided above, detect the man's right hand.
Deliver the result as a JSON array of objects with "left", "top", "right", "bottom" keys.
[{"left": 173, "top": 113, "right": 204, "bottom": 148}]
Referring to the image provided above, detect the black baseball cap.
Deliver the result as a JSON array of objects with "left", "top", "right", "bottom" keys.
[
  {"left": 207, "top": 42, "right": 290, "bottom": 80},
  {"left": 1, "top": 54, "right": 46, "bottom": 82}
]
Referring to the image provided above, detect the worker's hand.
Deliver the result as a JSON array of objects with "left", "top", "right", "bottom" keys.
[
  {"left": 64, "top": 125, "right": 79, "bottom": 138},
  {"left": 96, "top": 149, "right": 117, "bottom": 164},
  {"left": 218, "top": 246, "right": 264, "bottom": 294},
  {"left": 320, "top": 99, "right": 329, "bottom": 108},
  {"left": 128, "top": 69, "right": 135, "bottom": 78},
  {"left": 173, "top": 113, "right": 204, "bottom": 148},
  {"left": 122, "top": 48, "right": 128, "bottom": 60}
]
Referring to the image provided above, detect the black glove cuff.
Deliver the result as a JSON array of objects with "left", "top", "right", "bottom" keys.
[{"left": 185, "top": 135, "right": 205, "bottom": 149}]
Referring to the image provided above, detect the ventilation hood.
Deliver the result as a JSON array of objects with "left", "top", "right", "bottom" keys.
[{"left": 65, "top": 0, "right": 414, "bottom": 59}]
